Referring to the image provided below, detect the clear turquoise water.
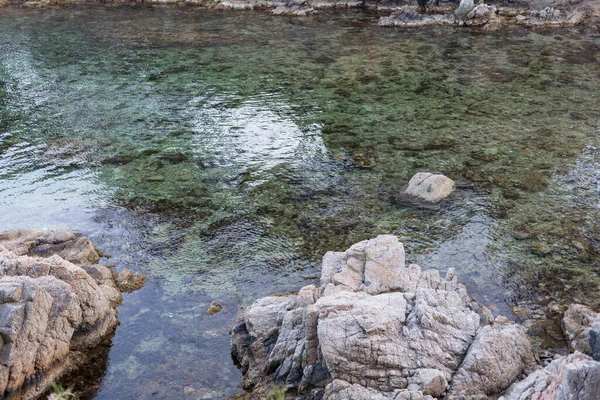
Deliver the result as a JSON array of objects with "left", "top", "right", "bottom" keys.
[{"left": 0, "top": 5, "right": 599, "bottom": 398}]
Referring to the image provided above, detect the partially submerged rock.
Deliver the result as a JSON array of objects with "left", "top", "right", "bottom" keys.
[
  {"left": 500, "top": 352, "right": 600, "bottom": 400},
  {"left": 0, "top": 229, "right": 140, "bottom": 399},
  {"left": 114, "top": 268, "right": 146, "bottom": 293},
  {"left": 404, "top": 172, "right": 455, "bottom": 204},
  {"left": 231, "top": 235, "right": 536, "bottom": 399}
]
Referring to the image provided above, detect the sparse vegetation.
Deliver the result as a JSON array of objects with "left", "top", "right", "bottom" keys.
[{"left": 48, "top": 383, "right": 77, "bottom": 400}]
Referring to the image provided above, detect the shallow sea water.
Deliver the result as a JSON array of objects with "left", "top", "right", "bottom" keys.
[{"left": 0, "top": 5, "right": 600, "bottom": 398}]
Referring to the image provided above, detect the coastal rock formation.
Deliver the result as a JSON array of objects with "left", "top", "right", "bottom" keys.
[
  {"left": 0, "top": 229, "right": 126, "bottom": 399},
  {"left": 562, "top": 304, "right": 600, "bottom": 360},
  {"left": 454, "top": 0, "right": 474, "bottom": 19},
  {"left": 500, "top": 352, "right": 600, "bottom": 400},
  {"left": 404, "top": 172, "right": 455, "bottom": 204},
  {"left": 231, "top": 235, "right": 536, "bottom": 399},
  {"left": 0, "top": 228, "right": 105, "bottom": 267},
  {"left": 272, "top": 0, "right": 315, "bottom": 15}
]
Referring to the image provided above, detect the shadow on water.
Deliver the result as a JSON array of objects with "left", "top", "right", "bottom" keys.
[{"left": 0, "top": 5, "right": 600, "bottom": 398}]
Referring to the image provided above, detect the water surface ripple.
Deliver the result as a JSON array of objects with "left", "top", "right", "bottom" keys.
[{"left": 0, "top": 5, "right": 600, "bottom": 399}]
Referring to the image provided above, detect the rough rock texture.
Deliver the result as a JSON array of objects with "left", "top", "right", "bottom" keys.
[
  {"left": 0, "top": 229, "right": 124, "bottom": 400},
  {"left": 272, "top": 0, "right": 315, "bottom": 15},
  {"left": 562, "top": 304, "right": 600, "bottom": 360},
  {"left": 0, "top": 228, "right": 105, "bottom": 267},
  {"left": 378, "top": 6, "right": 451, "bottom": 27},
  {"left": 114, "top": 268, "right": 146, "bottom": 293},
  {"left": 231, "top": 235, "right": 536, "bottom": 399},
  {"left": 462, "top": 4, "right": 498, "bottom": 26},
  {"left": 500, "top": 352, "right": 600, "bottom": 400},
  {"left": 404, "top": 173, "right": 455, "bottom": 204},
  {"left": 454, "top": 0, "right": 474, "bottom": 19}
]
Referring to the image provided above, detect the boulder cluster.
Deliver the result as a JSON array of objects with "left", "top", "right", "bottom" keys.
[
  {"left": 231, "top": 235, "right": 600, "bottom": 399},
  {"left": 0, "top": 229, "right": 136, "bottom": 400}
]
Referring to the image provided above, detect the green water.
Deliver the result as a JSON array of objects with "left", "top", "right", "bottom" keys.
[{"left": 0, "top": 5, "right": 599, "bottom": 398}]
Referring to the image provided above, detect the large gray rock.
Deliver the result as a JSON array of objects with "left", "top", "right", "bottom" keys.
[
  {"left": 0, "top": 230, "right": 123, "bottom": 400},
  {"left": 231, "top": 235, "right": 536, "bottom": 399},
  {"left": 450, "top": 317, "right": 537, "bottom": 396},
  {"left": 563, "top": 304, "right": 600, "bottom": 360},
  {"left": 501, "top": 352, "right": 600, "bottom": 400},
  {"left": 404, "top": 173, "right": 455, "bottom": 204}
]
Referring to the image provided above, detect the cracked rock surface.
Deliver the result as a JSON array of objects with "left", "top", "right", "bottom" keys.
[
  {"left": 0, "top": 229, "right": 122, "bottom": 400},
  {"left": 231, "top": 235, "right": 537, "bottom": 399}
]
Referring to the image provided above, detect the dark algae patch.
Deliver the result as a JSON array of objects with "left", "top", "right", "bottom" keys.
[{"left": 0, "top": 5, "right": 599, "bottom": 398}]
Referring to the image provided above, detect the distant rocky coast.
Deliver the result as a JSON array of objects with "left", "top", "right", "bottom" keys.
[{"left": 1, "top": 0, "right": 599, "bottom": 30}]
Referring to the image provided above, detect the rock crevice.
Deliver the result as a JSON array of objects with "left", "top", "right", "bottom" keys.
[
  {"left": 0, "top": 229, "right": 130, "bottom": 400},
  {"left": 231, "top": 235, "right": 537, "bottom": 399}
]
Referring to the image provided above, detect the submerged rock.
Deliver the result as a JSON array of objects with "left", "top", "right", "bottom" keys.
[
  {"left": 404, "top": 172, "right": 455, "bottom": 204},
  {"left": 0, "top": 229, "right": 124, "bottom": 400},
  {"left": 231, "top": 235, "right": 536, "bottom": 399},
  {"left": 500, "top": 352, "right": 600, "bottom": 400}
]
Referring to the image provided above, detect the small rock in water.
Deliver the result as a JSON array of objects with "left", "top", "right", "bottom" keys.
[
  {"left": 205, "top": 300, "right": 223, "bottom": 316},
  {"left": 404, "top": 172, "right": 455, "bottom": 204},
  {"left": 115, "top": 268, "right": 146, "bottom": 292}
]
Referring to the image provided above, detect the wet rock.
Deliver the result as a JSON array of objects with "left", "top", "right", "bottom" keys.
[
  {"left": 563, "top": 304, "right": 600, "bottom": 360},
  {"left": 500, "top": 352, "right": 600, "bottom": 400},
  {"left": 404, "top": 172, "right": 455, "bottom": 204},
  {"left": 0, "top": 243, "right": 119, "bottom": 400},
  {"left": 114, "top": 268, "right": 146, "bottom": 293},
  {"left": 205, "top": 300, "right": 223, "bottom": 316},
  {"left": 232, "top": 235, "right": 535, "bottom": 399}
]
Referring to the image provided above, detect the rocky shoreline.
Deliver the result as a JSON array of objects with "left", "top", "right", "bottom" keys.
[
  {"left": 0, "top": 229, "right": 144, "bottom": 400},
  {"left": 1, "top": 0, "right": 599, "bottom": 30},
  {"left": 231, "top": 235, "right": 600, "bottom": 399}
]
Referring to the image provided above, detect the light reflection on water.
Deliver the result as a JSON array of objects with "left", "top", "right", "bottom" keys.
[{"left": 0, "top": 5, "right": 599, "bottom": 399}]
